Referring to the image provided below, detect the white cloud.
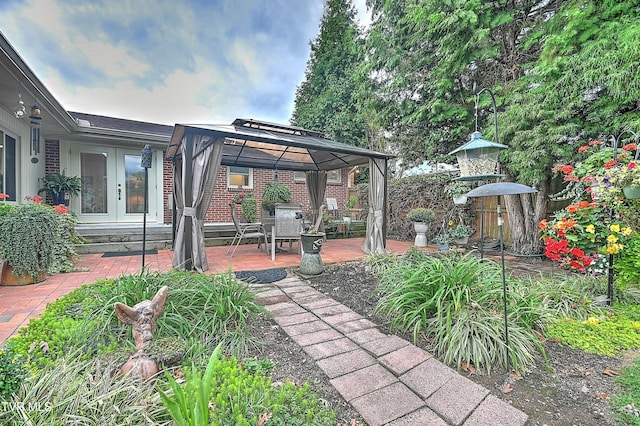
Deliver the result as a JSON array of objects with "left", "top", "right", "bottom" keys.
[{"left": 0, "top": 0, "right": 369, "bottom": 125}]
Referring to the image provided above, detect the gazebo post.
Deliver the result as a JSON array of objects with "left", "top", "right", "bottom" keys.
[{"left": 184, "top": 133, "right": 194, "bottom": 270}]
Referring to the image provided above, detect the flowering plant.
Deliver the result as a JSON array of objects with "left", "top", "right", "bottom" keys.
[
  {"left": 229, "top": 192, "right": 246, "bottom": 204},
  {"left": 539, "top": 200, "right": 633, "bottom": 272},
  {"left": 557, "top": 140, "right": 639, "bottom": 206}
]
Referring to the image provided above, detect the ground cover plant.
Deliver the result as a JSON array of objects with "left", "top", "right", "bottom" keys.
[
  {"left": 0, "top": 270, "right": 336, "bottom": 425},
  {"left": 367, "top": 249, "right": 640, "bottom": 424}
]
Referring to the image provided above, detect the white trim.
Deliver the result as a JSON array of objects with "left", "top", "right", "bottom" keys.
[
  {"left": 294, "top": 169, "right": 342, "bottom": 183},
  {"left": 227, "top": 166, "right": 253, "bottom": 189}
]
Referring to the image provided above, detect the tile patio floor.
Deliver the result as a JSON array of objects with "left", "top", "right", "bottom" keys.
[{"left": 0, "top": 237, "right": 528, "bottom": 425}]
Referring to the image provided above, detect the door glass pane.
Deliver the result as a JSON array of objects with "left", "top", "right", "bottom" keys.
[
  {"left": 81, "top": 152, "right": 107, "bottom": 214},
  {"left": 125, "top": 155, "right": 145, "bottom": 213},
  {"left": 0, "top": 132, "right": 4, "bottom": 194}
]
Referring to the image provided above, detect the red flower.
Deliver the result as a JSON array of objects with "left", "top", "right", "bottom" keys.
[
  {"left": 629, "top": 162, "right": 636, "bottom": 170},
  {"left": 604, "top": 160, "right": 618, "bottom": 169},
  {"left": 570, "top": 247, "right": 585, "bottom": 257},
  {"left": 539, "top": 219, "right": 548, "bottom": 230},
  {"left": 54, "top": 204, "right": 69, "bottom": 214},
  {"left": 622, "top": 143, "right": 638, "bottom": 152},
  {"left": 567, "top": 205, "right": 578, "bottom": 213},
  {"left": 588, "top": 140, "right": 603, "bottom": 146},
  {"left": 0, "top": 193, "right": 9, "bottom": 200},
  {"left": 577, "top": 201, "right": 590, "bottom": 209},
  {"left": 560, "top": 165, "right": 574, "bottom": 174},
  {"left": 578, "top": 145, "right": 590, "bottom": 153},
  {"left": 570, "top": 260, "right": 583, "bottom": 270}
]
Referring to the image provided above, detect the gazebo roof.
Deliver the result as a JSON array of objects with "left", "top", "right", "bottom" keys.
[{"left": 165, "top": 118, "right": 393, "bottom": 171}]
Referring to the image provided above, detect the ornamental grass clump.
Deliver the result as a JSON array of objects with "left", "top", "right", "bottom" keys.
[{"left": 374, "top": 252, "right": 541, "bottom": 372}]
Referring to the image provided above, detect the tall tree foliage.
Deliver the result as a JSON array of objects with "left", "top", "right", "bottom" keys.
[
  {"left": 365, "top": 0, "right": 552, "bottom": 169},
  {"left": 365, "top": 0, "right": 640, "bottom": 254},
  {"left": 291, "top": 0, "right": 367, "bottom": 146},
  {"left": 499, "top": 0, "right": 640, "bottom": 253}
]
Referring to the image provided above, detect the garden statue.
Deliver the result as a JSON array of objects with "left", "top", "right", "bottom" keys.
[{"left": 114, "top": 286, "right": 168, "bottom": 380}]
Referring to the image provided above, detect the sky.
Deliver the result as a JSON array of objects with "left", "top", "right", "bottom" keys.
[{"left": 0, "top": 0, "right": 370, "bottom": 126}]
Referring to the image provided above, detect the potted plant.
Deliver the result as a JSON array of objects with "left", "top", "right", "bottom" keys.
[
  {"left": 344, "top": 195, "right": 359, "bottom": 221},
  {"left": 261, "top": 182, "right": 292, "bottom": 215},
  {"left": 38, "top": 172, "right": 82, "bottom": 206},
  {"left": 445, "top": 181, "right": 472, "bottom": 205},
  {"left": 241, "top": 194, "right": 257, "bottom": 223},
  {"left": 433, "top": 233, "right": 452, "bottom": 251},
  {"left": 407, "top": 207, "right": 436, "bottom": 247},
  {"left": 450, "top": 224, "right": 475, "bottom": 246},
  {"left": 0, "top": 200, "right": 79, "bottom": 285}
]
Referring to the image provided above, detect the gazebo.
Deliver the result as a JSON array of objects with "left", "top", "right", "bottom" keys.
[{"left": 165, "top": 118, "right": 394, "bottom": 271}]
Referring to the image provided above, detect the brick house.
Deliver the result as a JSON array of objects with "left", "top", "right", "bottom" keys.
[{"left": 1, "top": 32, "right": 354, "bottom": 227}]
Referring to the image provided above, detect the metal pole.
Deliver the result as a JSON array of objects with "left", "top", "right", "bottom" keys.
[
  {"left": 140, "top": 144, "right": 153, "bottom": 269},
  {"left": 498, "top": 202, "right": 511, "bottom": 372},
  {"left": 142, "top": 166, "right": 148, "bottom": 268},
  {"left": 480, "top": 197, "right": 485, "bottom": 259}
]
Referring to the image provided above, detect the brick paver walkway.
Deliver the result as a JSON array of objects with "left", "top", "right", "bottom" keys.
[{"left": 253, "top": 274, "right": 529, "bottom": 426}]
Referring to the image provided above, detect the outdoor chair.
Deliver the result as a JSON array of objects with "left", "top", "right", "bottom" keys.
[
  {"left": 226, "top": 203, "right": 269, "bottom": 257},
  {"left": 326, "top": 198, "right": 339, "bottom": 219}
]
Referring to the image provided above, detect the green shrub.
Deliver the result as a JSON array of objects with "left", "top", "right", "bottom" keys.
[
  {"left": 406, "top": 207, "right": 436, "bottom": 223},
  {"left": 614, "top": 234, "right": 640, "bottom": 296},
  {"left": 9, "top": 270, "right": 264, "bottom": 371},
  {"left": 160, "top": 349, "right": 335, "bottom": 425},
  {"left": 545, "top": 307, "right": 640, "bottom": 356},
  {"left": 613, "top": 356, "right": 640, "bottom": 426},
  {"left": 0, "top": 345, "right": 26, "bottom": 401},
  {"left": 241, "top": 195, "right": 257, "bottom": 223}
]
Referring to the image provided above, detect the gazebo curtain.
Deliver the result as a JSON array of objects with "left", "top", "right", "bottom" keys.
[
  {"left": 172, "top": 134, "right": 223, "bottom": 272},
  {"left": 364, "top": 157, "right": 387, "bottom": 254},
  {"left": 305, "top": 171, "right": 328, "bottom": 233}
]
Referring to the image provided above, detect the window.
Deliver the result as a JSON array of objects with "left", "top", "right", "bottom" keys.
[
  {"left": 294, "top": 169, "right": 342, "bottom": 184},
  {"left": 0, "top": 131, "right": 17, "bottom": 201},
  {"left": 227, "top": 166, "right": 253, "bottom": 188}
]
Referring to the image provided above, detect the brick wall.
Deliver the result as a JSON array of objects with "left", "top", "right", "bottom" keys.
[
  {"left": 41, "top": 142, "right": 351, "bottom": 225},
  {"left": 161, "top": 162, "right": 350, "bottom": 224}
]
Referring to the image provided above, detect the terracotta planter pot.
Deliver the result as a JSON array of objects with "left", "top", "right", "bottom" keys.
[{"left": 0, "top": 262, "right": 46, "bottom": 286}]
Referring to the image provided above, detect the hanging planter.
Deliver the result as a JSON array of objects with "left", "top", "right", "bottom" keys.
[
  {"left": 453, "top": 195, "right": 468, "bottom": 205},
  {"left": 623, "top": 185, "right": 640, "bottom": 199},
  {"left": 454, "top": 236, "right": 469, "bottom": 246}
]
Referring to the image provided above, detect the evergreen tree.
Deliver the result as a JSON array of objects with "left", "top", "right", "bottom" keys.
[{"left": 291, "top": 0, "right": 367, "bottom": 146}]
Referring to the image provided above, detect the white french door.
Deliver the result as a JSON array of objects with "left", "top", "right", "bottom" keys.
[{"left": 69, "top": 146, "right": 157, "bottom": 223}]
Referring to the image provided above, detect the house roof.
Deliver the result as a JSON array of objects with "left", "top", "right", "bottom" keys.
[
  {"left": 69, "top": 112, "right": 174, "bottom": 136},
  {"left": 166, "top": 118, "right": 394, "bottom": 172}
]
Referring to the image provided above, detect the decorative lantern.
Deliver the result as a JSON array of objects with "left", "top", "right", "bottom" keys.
[{"left": 449, "top": 131, "right": 507, "bottom": 180}]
